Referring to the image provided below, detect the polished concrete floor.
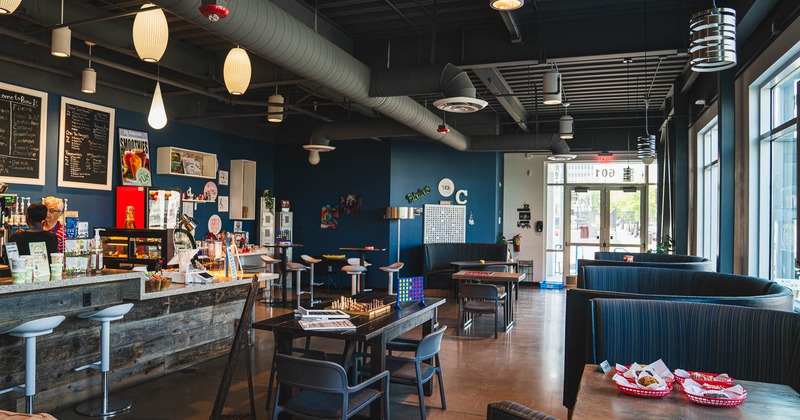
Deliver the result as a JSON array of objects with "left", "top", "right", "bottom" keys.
[{"left": 55, "top": 286, "right": 568, "bottom": 420}]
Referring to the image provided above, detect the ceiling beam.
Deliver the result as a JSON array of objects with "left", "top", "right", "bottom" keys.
[{"left": 473, "top": 67, "right": 529, "bottom": 132}]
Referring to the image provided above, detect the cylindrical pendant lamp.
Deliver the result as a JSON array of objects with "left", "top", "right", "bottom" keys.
[
  {"left": 51, "top": 27, "right": 71, "bottom": 58},
  {"left": 637, "top": 134, "right": 656, "bottom": 165},
  {"left": 690, "top": 7, "right": 736, "bottom": 72},
  {"left": 559, "top": 114, "right": 574, "bottom": 139},
  {"left": 0, "top": 0, "right": 22, "bottom": 14},
  {"left": 223, "top": 47, "right": 251, "bottom": 95},
  {"left": 268, "top": 93, "right": 284, "bottom": 123},
  {"left": 81, "top": 68, "right": 96, "bottom": 94},
  {"left": 542, "top": 70, "right": 562, "bottom": 105},
  {"left": 133, "top": 4, "right": 169, "bottom": 63},
  {"left": 490, "top": 0, "right": 523, "bottom": 11},
  {"left": 148, "top": 82, "right": 167, "bottom": 129}
]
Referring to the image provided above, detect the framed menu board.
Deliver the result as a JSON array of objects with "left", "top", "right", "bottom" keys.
[
  {"left": 0, "top": 82, "right": 48, "bottom": 185},
  {"left": 58, "top": 97, "right": 115, "bottom": 190}
]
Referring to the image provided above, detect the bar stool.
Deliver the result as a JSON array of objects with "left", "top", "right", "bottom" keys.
[
  {"left": 285, "top": 262, "right": 308, "bottom": 308},
  {"left": 300, "top": 255, "right": 323, "bottom": 305},
  {"left": 74, "top": 303, "right": 134, "bottom": 417},
  {"left": 260, "top": 255, "right": 281, "bottom": 303},
  {"left": 379, "top": 262, "right": 404, "bottom": 295},
  {"left": 342, "top": 265, "right": 367, "bottom": 295},
  {"left": 0, "top": 316, "right": 66, "bottom": 414},
  {"left": 347, "top": 258, "right": 371, "bottom": 291}
]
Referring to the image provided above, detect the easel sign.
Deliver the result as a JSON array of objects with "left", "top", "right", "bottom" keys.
[
  {"left": 226, "top": 243, "right": 239, "bottom": 280},
  {"left": 396, "top": 276, "right": 425, "bottom": 308}
]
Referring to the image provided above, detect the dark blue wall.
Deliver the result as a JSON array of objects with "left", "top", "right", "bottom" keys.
[{"left": 6, "top": 89, "right": 274, "bottom": 240}]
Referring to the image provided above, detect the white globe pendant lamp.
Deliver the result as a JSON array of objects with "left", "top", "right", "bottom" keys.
[
  {"left": 223, "top": 47, "right": 251, "bottom": 95},
  {"left": 133, "top": 4, "right": 169, "bottom": 63},
  {"left": 148, "top": 82, "right": 167, "bottom": 129}
]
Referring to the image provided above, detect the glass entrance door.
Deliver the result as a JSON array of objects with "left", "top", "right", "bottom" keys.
[{"left": 565, "top": 186, "right": 645, "bottom": 275}]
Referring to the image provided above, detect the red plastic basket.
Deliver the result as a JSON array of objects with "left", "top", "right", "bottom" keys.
[
  {"left": 615, "top": 382, "right": 673, "bottom": 398},
  {"left": 614, "top": 365, "right": 675, "bottom": 384},
  {"left": 683, "top": 388, "right": 746, "bottom": 407}
]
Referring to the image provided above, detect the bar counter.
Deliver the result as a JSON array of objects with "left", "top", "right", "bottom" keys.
[{"left": 0, "top": 270, "right": 253, "bottom": 413}]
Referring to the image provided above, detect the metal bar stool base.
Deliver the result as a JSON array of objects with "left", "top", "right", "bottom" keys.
[{"left": 75, "top": 396, "right": 132, "bottom": 417}]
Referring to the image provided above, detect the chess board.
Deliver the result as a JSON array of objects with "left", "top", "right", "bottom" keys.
[{"left": 326, "top": 296, "right": 392, "bottom": 318}]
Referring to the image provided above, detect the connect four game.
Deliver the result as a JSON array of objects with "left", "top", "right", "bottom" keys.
[{"left": 397, "top": 276, "right": 425, "bottom": 308}]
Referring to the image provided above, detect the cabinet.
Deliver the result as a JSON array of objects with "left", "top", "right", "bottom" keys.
[
  {"left": 99, "top": 228, "right": 173, "bottom": 271},
  {"left": 230, "top": 159, "right": 256, "bottom": 220},
  {"left": 156, "top": 147, "right": 217, "bottom": 179}
]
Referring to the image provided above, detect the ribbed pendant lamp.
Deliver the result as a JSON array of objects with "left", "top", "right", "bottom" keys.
[
  {"left": 133, "top": 4, "right": 169, "bottom": 63},
  {"left": 223, "top": 47, "right": 251, "bottom": 95},
  {"left": 0, "top": 0, "right": 22, "bottom": 14},
  {"left": 148, "top": 82, "right": 167, "bottom": 129},
  {"left": 690, "top": 5, "right": 737, "bottom": 72}
]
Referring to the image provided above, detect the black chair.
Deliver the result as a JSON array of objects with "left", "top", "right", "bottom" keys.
[
  {"left": 385, "top": 325, "right": 447, "bottom": 420},
  {"left": 458, "top": 283, "right": 506, "bottom": 338},
  {"left": 271, "top": 353, "right": 390, "bottom": 420},
  {"left": 265, "top": 336, "right": 326, "bottom": 410}
]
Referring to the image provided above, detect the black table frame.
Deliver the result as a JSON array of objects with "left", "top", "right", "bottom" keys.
[
  {"left": 451, "top": 271, "right": 524, "bottom": 331},
  {"left": 253, "top": 294, "right": 445, "bottom": 420}
]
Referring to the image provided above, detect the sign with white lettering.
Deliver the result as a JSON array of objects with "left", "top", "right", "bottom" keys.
[
  {"left": 0, "top": 82, "right": 48, "bottom": 185},
  {"left": 58, "top": 97, "right": 115, "bottom": 190}
]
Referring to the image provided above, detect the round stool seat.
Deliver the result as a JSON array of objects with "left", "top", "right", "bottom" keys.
[
  {"left": 0, "top": 316, "right": 65, "bottom": 338},
  {"left": 347, "top": 258, "right": 371, "bottom": 267},
  {"left": 78, "top": 303, "right": 133, "bottom": 323},
  {"left": 379, "top": 262, "right": 404, "bottom": 273},
  {"left": 261, "top": 255, "right": 280, "bottom": 265},
  {"left": 286, "top": 262, "right": 307, "bottom": 271},
  {"left": 342, "top": 265, "right": 366, "bottom": 274},
  {"left": 301, "top": 255, "right": 322, "bottom": 264}
]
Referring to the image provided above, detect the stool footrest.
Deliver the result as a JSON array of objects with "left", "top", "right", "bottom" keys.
[
  {"left": 74, "top": 361, "right": 101, "bottom": 372},
  {"left": 0, "top": 385, "right": 23, "bottom": 395},
  {"left": 74, "top": 395, "right": 132, "bottom": 417}
]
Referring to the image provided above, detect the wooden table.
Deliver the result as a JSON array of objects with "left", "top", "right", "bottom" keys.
[
  {"left": 573, "top": 364, "right": 800, "bottom": 419},
  {"left": 259, "top": 243, "right": 303, "bottom": 307},
  {"left": 450, "top": 261, "right": 520, "bottom": 299},
  {"left": 253, "top": 294, "right": 445, "bottom": 420},
  {"left": 451, "top": 270, "right": 525, "bottom": 331}
]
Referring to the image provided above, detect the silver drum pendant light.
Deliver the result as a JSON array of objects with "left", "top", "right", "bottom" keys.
[
  {"left": 690, "top": 7, "right": 736, "bottom": 72},
  {"left": 542, "top": 70, "right": 562, "bottom": 105}
]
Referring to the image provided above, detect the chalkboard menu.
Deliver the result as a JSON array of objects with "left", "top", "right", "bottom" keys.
[
  {"left": 58, "top": 97, "right": 115, "bottom": 190},
  {"left": 0, "top": 82, "right": 48, "bottom": 185}
]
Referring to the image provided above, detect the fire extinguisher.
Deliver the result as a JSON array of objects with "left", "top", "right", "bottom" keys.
[{"left": 513, "top": 234, "right": 522, "bottom": 253}]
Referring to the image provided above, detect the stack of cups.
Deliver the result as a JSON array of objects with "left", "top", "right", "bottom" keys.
[
  {"left": 9, "top": 257, "right": 32, "bottom": 284},
  {"left": 50, "top": 253, "right": 64, "bottom": 279}
]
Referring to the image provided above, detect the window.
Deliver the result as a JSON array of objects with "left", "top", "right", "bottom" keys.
[
  {"left": 697, "top": 119, "right": 720, "bottom": 267},
  {"left": 758, "top": 58, "right": 800, "bottom": 303}
]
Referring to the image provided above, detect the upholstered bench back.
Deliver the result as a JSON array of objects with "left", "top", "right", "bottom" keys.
[{"left": 423, "top": 243, "right": 507, "bottom": 289}]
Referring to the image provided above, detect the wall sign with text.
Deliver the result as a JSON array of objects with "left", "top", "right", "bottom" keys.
[
  {"left": 0, "top": 82, "right": 48, "bottom": 185},
  {"left": 58, "top": 97, "right": 115, "bottom": 190}
]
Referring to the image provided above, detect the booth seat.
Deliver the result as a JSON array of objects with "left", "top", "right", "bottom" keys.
[
  {"left": 577, "top": 252, "right": 714, "bottom": 287},
  {"left": 590, "top": 298, "right": 800, "bottom": 393},
  {"left": 562, "top": 265, "right": 795, "bottom": 409},
  {"left": 424, "top": 243, "right": 507, "bottom": 290}
]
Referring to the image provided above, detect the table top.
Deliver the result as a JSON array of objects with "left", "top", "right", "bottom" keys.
[
  {"left": 452, "top": 270, "right": 526, "bottom": 282},
  {"left": 253, "top": 293, "right": 445, "bottom": 341},
  {"left": 260, "top": 243, "right": 304, "bottom": 248},
  {"left": 573, "top": 365, "right": 800, "bottom": 419},
  {"left": 450, "top": 260, "right": 517, "bottom": 268},
  {"left": 339, "top": 247, "right": 387, "bottom": 252}
]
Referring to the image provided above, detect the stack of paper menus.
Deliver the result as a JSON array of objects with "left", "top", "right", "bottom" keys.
[
  {"left": 296, "top": 306, "right": 350, "bottom": 320},
  {"left": 298, "top": 319, "right": 357, "bottom": 331}
]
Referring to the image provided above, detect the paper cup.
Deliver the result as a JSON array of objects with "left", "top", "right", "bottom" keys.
[
  {"left": 11, "top": 269, "right": 30, "bottom": 284},
  {"left": 50, "top": 253, "right": 65, "bottom": 265},
  {"left": 9, "top": 258, "right": 26, "bottom": 271},
  {"left": 50, "top": 264, "right": 63, "bottom": 278}
]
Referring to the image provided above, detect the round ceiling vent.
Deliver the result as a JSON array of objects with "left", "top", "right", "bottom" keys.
[
  {"left": 547, "top": 154, "right": 577, "bottom": 161},
  {"left": 433, "top": 97, "right": 488, "bottom": 113}
]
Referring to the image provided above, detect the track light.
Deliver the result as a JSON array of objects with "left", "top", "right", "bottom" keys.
[
  {"left": 223, "top": 47, "right": 251, "bottom": 96},
  {"left": 148, "top": 82, "right": 167, "bottom": 129},
  {"left": 0, "top": 0, "right": 22, "bottom": 14},
  {"left": 542, "top": 70, "right": 562, "bottom": 105},
  {"left": 133, "top": 4, "right": 169, "bottom": 63}
]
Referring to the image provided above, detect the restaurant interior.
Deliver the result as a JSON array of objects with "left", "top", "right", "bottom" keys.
[{"left": 1, "top": 0, "right": 800, "bottom": 419}]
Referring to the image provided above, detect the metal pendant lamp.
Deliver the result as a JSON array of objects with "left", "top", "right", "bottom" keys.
[
  {"left": 148, "top": 82, "right": 167, "bottom": 129},
  {"left": 0, "top": 0, "right": 22, "bottom": 14},
  {"left": 559, "top": 103, "right": 573, "bottom": 140},
  {"left": 81, "top": 42, "right": 97, "bottom": 94},
  {"left": 51, "top": 0, "right": 70, "bottom": 57},
  {"left": 542, "top": 70, "right": 562, "bottom": 105},
  {"left": 223, "top": 47, "right": 251, "bottom": 96},
  {"left": 133, "top": 4, "right": 169, "bottom": 63},
  {"left": 267, "top": 89, "right": 284, "bottom": 123},
  {"left": 490, "top": 0, "right": 524, "bottom": 11},
  {"left": 690, "top": 4, "right": 736, "bottom": 72}
]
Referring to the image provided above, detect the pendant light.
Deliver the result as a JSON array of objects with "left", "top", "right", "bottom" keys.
[
  {"left": 542, "top": 69, "right": 562, "bottom": 105},
  {"left": 223, "top": 47, "right": 251, "bottom": 96},
  {"left": 0, "top": 0, "right": 22, "bottom": 14},
  {"left": 623, "top": 133, "right": 633, "bottom": 182},
  {"left": 133, "top": 4, "right": 169, "bottom": 63},
  {"left": 267, "top": 87, "right": 284, "bottom": 123},
  {"left": 148, "top": 81, "right": 167, "bottom": 129},
  {"left": 690, "top": 3, "right": 736, "bottom": 72},
  {"left": 81, "top": 42, "right": 96, "bottom": 94},
  {"left": 490, "top": 0, "right": 523, "bottom": 11},
  {"left": 637, "top": 1, "right": 657, "bottom": 165},
  {"left": 51, "top": 0, "right": 70, "bottom": 58},
  {"left": 559, "top": 102, "right": 573, "bottom": 139}
]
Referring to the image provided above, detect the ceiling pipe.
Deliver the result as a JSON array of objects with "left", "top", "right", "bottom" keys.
[
  {"left": 148, "top": 1, "right": 571, "bottom": 155},
  {"left": 466, "top": 133, "right": 571, "bottom": 153},
  {"left": 369, "top": 63, "right": 477, "bottom": 101},
  {"left": 309, "top": 120, "right": 419, "bottom": 147}
]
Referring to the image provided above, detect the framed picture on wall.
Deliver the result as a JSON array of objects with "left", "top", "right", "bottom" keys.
[
  {"left": 58, "top": 97, "right": 115, "bottom": 190},
  {"left": 218, "top": 170, "right": 229, "bottom": 186},
  {"left": 0, "top": 82, "right": 48, "bottom": 186}
]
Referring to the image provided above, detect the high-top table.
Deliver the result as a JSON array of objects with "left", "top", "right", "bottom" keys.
[
  {"left": 260, "top": 243, "right": 304, "bottom": 307},
  {"left": 451, "top": 270, "right": 525, "bottom": 331},
  {"left": 253, "top": 293, "right": 444, "bottom": 420},
  {"left": 573, "top": 364, "right": 800, "bottom": 419}
]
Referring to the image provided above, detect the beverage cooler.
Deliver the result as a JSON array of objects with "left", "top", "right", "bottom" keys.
[
  {"left": 115, "top": 186, "right": 182, "bottom": 230},
  {"left": 99, "top": 228, "right": 173, "bottom": 271}
]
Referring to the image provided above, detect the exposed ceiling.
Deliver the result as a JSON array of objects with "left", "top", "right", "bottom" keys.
[{"left": 0, "top": 0, "right": 758, "bottom": 149}]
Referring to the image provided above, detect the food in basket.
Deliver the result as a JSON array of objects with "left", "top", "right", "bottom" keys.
[
  {"left": 638, "top": 376, "right": 659, "bottom": 387},
  {"left": 702, "top": 392, "right": 729, "bottom": 399},
  {"left": 674, "top": 369, "right": 733, "bottom": 385}
]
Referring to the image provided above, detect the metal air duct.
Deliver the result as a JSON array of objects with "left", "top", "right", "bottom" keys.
[{"left": 369, "top": 64, "right": 487, "bottom": 113}]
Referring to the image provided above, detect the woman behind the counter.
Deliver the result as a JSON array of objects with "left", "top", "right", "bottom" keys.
[
  {"left": 9, "top": 203, "right": 59, "bottom": 257},
  {"left": 43, "top": 196, "right": 65, "bottom": 253}
]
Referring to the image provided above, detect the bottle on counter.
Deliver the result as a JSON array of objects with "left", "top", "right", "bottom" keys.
[{"left": 90, "top": 228, "right": 105, "bottom": 273}]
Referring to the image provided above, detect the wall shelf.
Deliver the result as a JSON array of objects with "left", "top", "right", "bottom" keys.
[
  {"left": 156, "top": 147, "right": 217, "bottom": 179},
  {"left": 184, "top": 198, "right": 215, "bottom": 211}
]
